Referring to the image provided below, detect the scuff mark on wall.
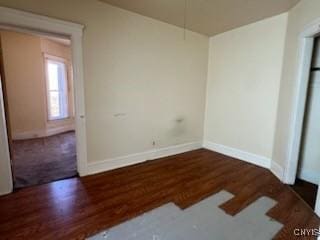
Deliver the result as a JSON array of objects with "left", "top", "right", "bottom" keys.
[{"left": 169, "top": 116, "right": 186, "bottom": 137}]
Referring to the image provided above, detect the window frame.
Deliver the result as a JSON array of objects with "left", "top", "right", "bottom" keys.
[{"left": 44, "top": 54, "right": 70, "bottom": 121}]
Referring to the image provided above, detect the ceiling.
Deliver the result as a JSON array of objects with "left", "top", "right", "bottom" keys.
[{"left": 99, "top": 0, "right": 300, "bottom": 36}]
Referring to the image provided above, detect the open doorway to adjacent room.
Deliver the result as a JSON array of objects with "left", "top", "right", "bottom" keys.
[
  {"left": 0, "top": 28, "right": 77, "bottom": 189},
  {"left": 290, "top": 37, "right": 320, "bottom": 209}
]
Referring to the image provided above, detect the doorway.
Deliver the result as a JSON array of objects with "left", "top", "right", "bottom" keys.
[
  {"left": 0, "top": 29, "right": 77, "bottom": 188},
  {"left": 285, "top": 17, "right": 320, "bottom": 216},
  {"left": 0, "top": 6, "right": 87, "bottom": 195},
  {"left": 290, "top": 38, "right": 320, "bottom": 209}
]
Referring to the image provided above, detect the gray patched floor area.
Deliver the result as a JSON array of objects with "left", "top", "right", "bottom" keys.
[{"left": 88, "top": 191, "right": 283, "bottom": 240}]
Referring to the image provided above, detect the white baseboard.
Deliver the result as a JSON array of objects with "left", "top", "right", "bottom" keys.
[
  {"left": 202, "top": 141, "right": 271, "bottom": 169},
  {"left": 12, "top": 129, "right": 46, "bottom": 140},
  {"left": 0, "top": 188, "right": 12, "bottom": 196},
  {"left": 87, "top": 141, "right": 202, "bottom": 175},
  {"left": 46, "top": 124, "right": 75, "bottom": 137},
  {"left": 270, "top": 161, "right": 285, "bottom": 182},
  {"left": 12, "top": 124, "right": 75, "bottom": 140},
  {"left": 298, "top": 168, "right": 320, "bottom": 185}
]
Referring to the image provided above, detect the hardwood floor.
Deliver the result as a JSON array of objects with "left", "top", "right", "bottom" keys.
[
  {"left": 290, "top": 178, "right": 318, "bottom": 209},
  {"left": 0, "top": 149, "right": 318, "bottom": 239}
]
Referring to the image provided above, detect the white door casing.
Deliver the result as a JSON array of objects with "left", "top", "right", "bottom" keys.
[
  {"left": 0, "top": 6, "right": 88, "bottom": 195},
  {"left": 285, "top": 17, "right": 320, "bottom": 217}
]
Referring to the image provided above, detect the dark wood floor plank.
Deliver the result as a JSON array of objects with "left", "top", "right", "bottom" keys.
[
  {"left": 174, "top": 161, "right": 250, "bottom": 209},
  {"left": 219, "top": 172, "right": 274, "bottom": 215},
  {"left": 0, "top": 149, "right": 318, "bottom": 240},
  {"left": 267, "top": 188, "right": 300, "bottom": 222},
  {"left": 1, "top": 157, "right": 210, "bottom": 232},
  {"left": 273, "top": 201, "right": 315, "bottom": 240}
]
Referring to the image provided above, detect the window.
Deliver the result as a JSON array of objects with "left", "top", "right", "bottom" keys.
[{"left": 45, "top": 57, "right": 69, "bottom": 120}]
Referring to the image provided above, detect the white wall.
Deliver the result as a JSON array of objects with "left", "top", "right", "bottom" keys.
[
  {"left": 204, "top": 13, "right": 288, "bottom": 165},
  {"left": 0, "top": 0, "right": 208, "bottom": 167}
]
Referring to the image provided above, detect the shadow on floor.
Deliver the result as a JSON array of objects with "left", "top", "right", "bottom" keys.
[{"left": 289, "top": 178, "right": 318, "bottom": 209}]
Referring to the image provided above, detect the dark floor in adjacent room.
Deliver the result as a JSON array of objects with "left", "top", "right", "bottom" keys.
[
  {"left": 12, "top": 131, "right": 77, "bottom": 189},
  {"left": 290, "top": 178, "right": 318, "bottom": 209},
  {"left": 0, "top": 149, "right": 319, "bottom": 240}
]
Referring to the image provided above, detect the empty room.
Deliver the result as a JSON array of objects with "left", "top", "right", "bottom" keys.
[
  {"left": 0, "top": 29, "right": 77, "bottom": 189},
  {"left": 0, "top": 0, "right": 319, "bottom": 239}
]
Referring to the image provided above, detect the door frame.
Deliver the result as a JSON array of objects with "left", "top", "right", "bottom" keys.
[
  {"left": 0, "top": 6, "right": 88, "bottom": 195},
  {"left": 284, "top": 17, "right": 320, "bottom": 215},
  {"left": 0, "top": 40, "right": 13, "bottom": 159}
]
